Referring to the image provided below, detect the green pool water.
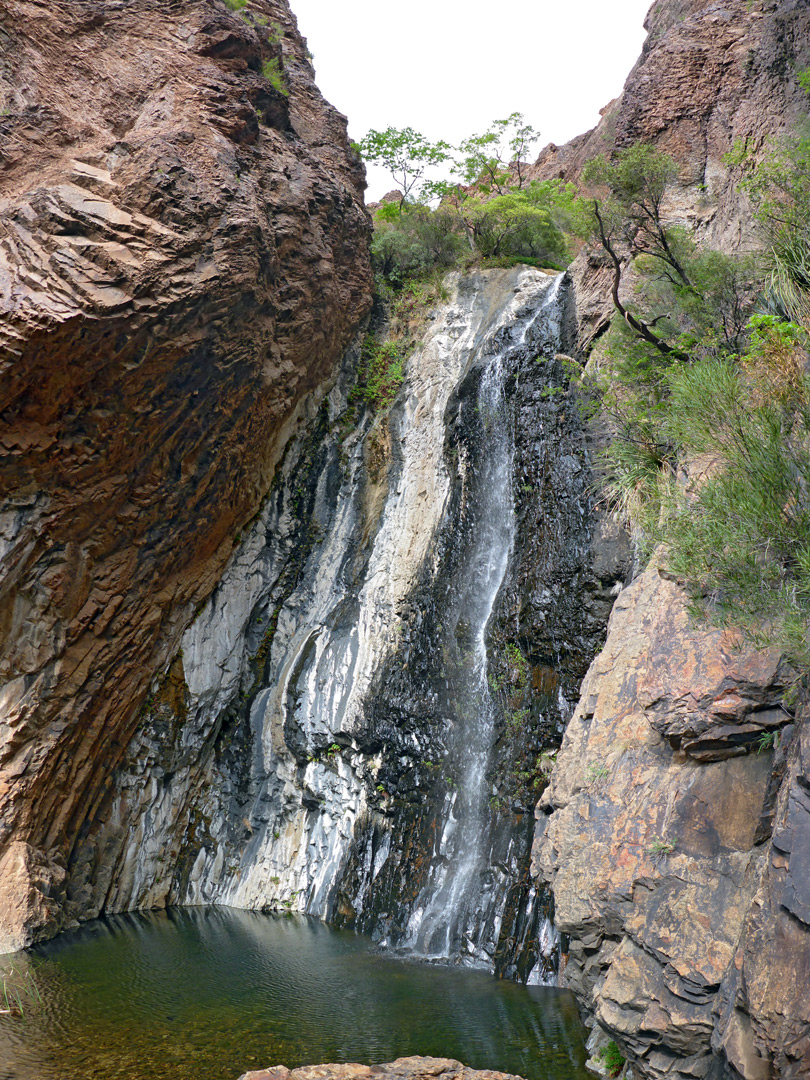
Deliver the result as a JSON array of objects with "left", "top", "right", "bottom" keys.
[{"left": 0, "top": 908, "right": 591, "bottom": 1080}]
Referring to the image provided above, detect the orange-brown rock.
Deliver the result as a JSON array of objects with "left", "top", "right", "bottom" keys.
[
  {"left": 531, "top": 7, "right": 810, "bottom": 1072},
  {"left": 0, "top": 0, "right": 372, "bottom": 950},
  {"left": 238, "top": 1058, "right": 525, "bottom": 1080},
  {"left": 533, "top": 562, "right": 807, "bottom": 1079}
]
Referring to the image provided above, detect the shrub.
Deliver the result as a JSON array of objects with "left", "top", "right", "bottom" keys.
[
  {"left": 654, "top": 317, "right": 810, "bottom": 670},
  {"left": 598, "top": 1040, "right": 626, "bottom": 1078},
  {"left": 261, "top": 57, "right": 287, "bottom": 96},
  {"left": 371, "top": 203, "right": 464, "bottom": 287},
  {"left": 730, "top": 132, "right": 810, "bottom": 324},
  {"left": 358, "top": 337, "right": 405, "bottom": 411}
]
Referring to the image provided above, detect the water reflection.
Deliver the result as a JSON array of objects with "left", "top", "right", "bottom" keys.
[{"left": 0, "top": 909, "right": 589, "bottom": 1080}]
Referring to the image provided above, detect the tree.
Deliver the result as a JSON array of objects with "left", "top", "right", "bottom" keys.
[
  {"left": 582, "top": 145, "right": 693, "bottom": 361},
  {"left": 453, "top": 112, "right": 541, "bottom": 194},
  {"left": 356, "top": 127, "right": 451, "bottom": 210},
  {"left": 465, "top": 191, "right": 568, "bottom": 263},
  {"left": 370, "top": 201, "right": 464, "bottom": 286}
]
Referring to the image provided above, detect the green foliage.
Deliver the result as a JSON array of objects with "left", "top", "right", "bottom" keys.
[
  {"left": 756, "top": 730, "right": 778, "bottom": 753},
  {"left": 465, "top": 189, "right": 570, "bottom": 262},
  {"left": 261, "top": 57, "right": 287, "bottom": 96},
  {"left": 727, "top": 132, "right": 810, "bottom": 324},
  {"left": 654, "top": 318, "right": 810, "bottom": 670},
  {"left": 1, "top": 962, "right": 41, "bottom": 1018},
  {"left": 489, "top": 641, "right": 528, "bottom": 695},
  {"left": 357, "top": 113, "right": 584, "bottom": 286},
  {"left": 585, "top": 762, "right": 610, "bottom": 789},
  {"left": 598, "top": 1040, "right": 627, "bottom": 1078},
  {"left": 582, "top": 144, "right": 681, "bottom": 272},
  {"left": 358, "top": 127, "right": 451, "bottom": 207},
  {"left": 371, "top": 202, "right": 464, "bottom": 286},
  {"left": 648, "top": 837, "right": 676, "bottom": 856},
  {"left": 453, "top": 112, "right": 541, "bottom": 193},
  {"left": 357, "top": 337, "right": 405, "bottom": 411},
  {"left": 223, "top": 0, "right": 247, "bottom": 9},
  {"left": 798, "top": 68, "right": 810, "bottom": 95},
  {"left": 369, "top": 182, "right": 576, "bottom": 288}
]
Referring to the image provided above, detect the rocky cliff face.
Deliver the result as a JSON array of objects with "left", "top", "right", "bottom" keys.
[
  {"left": 531, "top": 0, "right": 810, "bottom": 351},
  {"left": 533, "top": 564, "right": 806, "bottom": 1079},
  {"left": 61, "top": 265, "right": 627, "bottom": 983},
  {"left": 531, "top": 1, "right": 810, "bottom": 1077},
  {"left": 0, "top": 0, "right": 372, "bottom": 951}
]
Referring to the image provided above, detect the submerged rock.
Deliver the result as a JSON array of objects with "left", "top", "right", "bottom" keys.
[{"left": 238, "top": 1058, "right": 525, "bottom": 1080}]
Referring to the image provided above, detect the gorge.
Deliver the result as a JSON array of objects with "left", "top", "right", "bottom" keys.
[{"left": 2, "top": 1, "right": 810, "bottom": 1079}]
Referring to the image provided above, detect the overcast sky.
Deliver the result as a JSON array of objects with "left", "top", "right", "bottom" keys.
[{"left": 289, "top": 0, "right": 654, "bottom": 200}]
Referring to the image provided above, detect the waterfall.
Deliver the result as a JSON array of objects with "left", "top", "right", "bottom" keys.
[
  {"left": 106, "top": 266, "right": 595, "bottom": 985},
  {"left": 399, "top": 347, "right": 515, "bottom": 961}
]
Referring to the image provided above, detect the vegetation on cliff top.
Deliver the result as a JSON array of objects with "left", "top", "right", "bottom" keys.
[{"left": 356, "top": 115, "right": 583, "bottom": 288}]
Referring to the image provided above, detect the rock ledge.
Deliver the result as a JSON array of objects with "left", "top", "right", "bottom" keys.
[{"left": 238, "top": 1058, "right": 525, "bottom": 1080}]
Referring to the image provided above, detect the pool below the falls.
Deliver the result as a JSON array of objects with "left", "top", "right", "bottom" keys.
[{"left": 0, "top": 908, "right": 592, "bottom": 1080}]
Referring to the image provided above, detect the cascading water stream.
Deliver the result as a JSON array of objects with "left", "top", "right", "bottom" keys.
[
  {"left": 402, "top": 348, "right": 516, "bottom": 961},
  {"left": 392, "top": 277, "right": 569, "bottom": 969}
]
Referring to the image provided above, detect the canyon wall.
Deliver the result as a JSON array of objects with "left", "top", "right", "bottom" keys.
[
  {"left": 0, "top": 0, "right": 372, "bottom": 951},
  {"left": 531, "top": 1, "right": 810, "bottom": 1078},
  {"left": 531, "top": 0, "right": 810, "bottom": 351},
  {"left": 2, "top": 1, "right": 810, "bottom": 1077},
  {"left": 0, "top": 0, "right": 625, "bottom": 975}
]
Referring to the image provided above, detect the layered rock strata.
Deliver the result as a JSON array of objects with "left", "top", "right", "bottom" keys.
[
  {"left": 533, "top": 563, "right": 806, "bottom": 1079},
  {"left": 530, "top": 0, "right": 810, "bottom": 1076},
  {"left": 0, "top": 0, "right": 372, "bottom": 951}
]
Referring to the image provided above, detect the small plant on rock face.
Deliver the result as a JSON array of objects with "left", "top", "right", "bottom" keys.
[
  {"left": 598, "top": 1040, "right": 626, "bottom": 1078},
  {"left": 536, "top": 750, "right": 557, "bottom": 777},
  {"left": 224, "top": 0, "right": 247, "bottom": 10},
  {"left": 756, "top": 730, "right": 778, "bottom": 754},
  {"left": 648, "top": 836, "right": 677, "bottom": 857},
  {"left": 585, "top": 761, "right": 610, "bottom": 789},
  {"left": 262, "top": 57, "right": 288, "bottom": 96}
]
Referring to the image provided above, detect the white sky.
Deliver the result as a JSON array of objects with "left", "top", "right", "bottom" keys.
[{"left": 289, "top": 0, "right": 654, "bottom": 201}]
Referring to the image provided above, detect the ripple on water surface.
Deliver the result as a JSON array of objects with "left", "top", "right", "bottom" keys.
[{"left": 0, "top": 909, "right": 591, "bottom": 1080}]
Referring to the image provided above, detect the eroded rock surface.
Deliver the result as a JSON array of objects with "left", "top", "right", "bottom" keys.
[
  {"left": 528, "top": 1, "right": 810, "bottom": 1076},
  {"left": 533, "top": 562, "right": 807, "bottom": 1079},
  {"left": 73, "top": 267, "right": 614, "bottom": 982},
  {"left": 238, "top": 1058, "right": 525, "bottom": 1080},
  {"left": 0, "top": 0, "right": 372, "bottom": 950}
]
